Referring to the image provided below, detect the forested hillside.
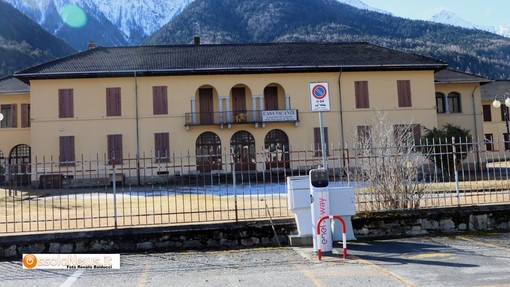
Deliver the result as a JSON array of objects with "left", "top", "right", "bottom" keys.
[{"left": 146, "top": 0, "right": 510, "bottom": 80}]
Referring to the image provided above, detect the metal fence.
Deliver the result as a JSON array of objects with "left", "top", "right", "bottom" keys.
[{"left": 1, "top": 139, "right": 510, "bottom": 234}]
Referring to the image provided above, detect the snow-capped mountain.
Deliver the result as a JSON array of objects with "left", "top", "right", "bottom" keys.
[
  {"left": 4, "top": 0, "right": 194, "bottom": 49},
  {"left": 336, "top": 0, "right": 391, "bottom": 15},
  {"left": 431, "top": 10, "right": 510, "bottom": 38}
]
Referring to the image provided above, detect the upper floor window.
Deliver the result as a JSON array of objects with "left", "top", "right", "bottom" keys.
[
  {"left": 447, "top": 92, "right": 461, "bottom": 113},
  {"left": 436, "top": 92, "right": 461, "bottom": 114},
  {"left": 0, "top": 104, "right": 16, "bottom": 128},
  {"left": 483, "top": 104, "right": 492, "bottom": 121},
  {"left": 58, "top": 89, "right": 74, "bottom": 118},
  {"left": 106, "top": 87, "right": 121, "bottom": 117},
  {"left": 153, "top": 86, "right": 168, "bottom": 115},
  {"left": 21, "top": 104, "right": 30, "bottom": 128},
  {"left": 397, "top": 80, "right": 412, "bottom": 107},
  {"left": 355, "top": 81, "right": 369, "bottom": 109}
]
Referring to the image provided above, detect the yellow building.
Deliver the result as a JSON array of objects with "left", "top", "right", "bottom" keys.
[
  {"left": 0, "top": 42, "right": 490, "bottom": 184},
  {"left": 481, "top": 80, "right": 510, "bottom": 151},
  {"left": 0, "top": 76, "right": 31, "bottom": 184}
]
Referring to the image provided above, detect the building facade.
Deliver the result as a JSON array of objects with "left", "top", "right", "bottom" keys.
[{"left": 0, "top": 42, "right": 491, "bottom": 184}]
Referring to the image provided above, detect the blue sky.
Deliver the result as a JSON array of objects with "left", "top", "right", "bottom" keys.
[{"left": 361, "top": 0, "right": 510, "bottom": 28}]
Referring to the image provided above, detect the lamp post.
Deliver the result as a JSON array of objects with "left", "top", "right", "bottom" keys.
[
  {"left": 492, "top": 93, "right": 510, "bottom": 145},
  {"left": 0, "top": 112, "right": 3, "bottom": 122}
]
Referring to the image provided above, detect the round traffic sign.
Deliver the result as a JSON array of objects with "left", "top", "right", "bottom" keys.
[{"left": 312, "top": 85, "right": 327, "bottom": 99}]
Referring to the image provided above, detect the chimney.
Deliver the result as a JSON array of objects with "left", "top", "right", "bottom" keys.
[
  {"left": 193, "top": 36, "right": 200, "bottom": 45},
  {"left": 87, "top": 41, "right": 97, "bottom": 50}
]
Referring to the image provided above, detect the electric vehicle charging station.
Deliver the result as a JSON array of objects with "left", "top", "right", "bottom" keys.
[{"left": 309, "top": 168, "right": 332, "bottom": 253}]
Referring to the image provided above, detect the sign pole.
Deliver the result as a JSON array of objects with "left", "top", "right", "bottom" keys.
[
  {"left": 309, "top": 82, "right": 330, "bottom": 170},
  {"left": 319, "top": 111, "right": 327, "bottom": 169}
]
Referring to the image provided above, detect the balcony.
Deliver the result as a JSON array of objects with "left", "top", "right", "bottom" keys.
[{"left": 185, "top": 110, "right": 299, "bottom": 127}]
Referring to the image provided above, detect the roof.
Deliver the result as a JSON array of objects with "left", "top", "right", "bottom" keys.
[
  {"left": 14, "top": 42, "right": 447, "bottom": 81},
  {"left": 480, "top": 80, "right": 510, "bottom": 101},
  {"left": 434, "top": 69, "right": 492, "bottom": 84},
  {"left": 0, "top": 76, "right": 30, "bottom": 94}
]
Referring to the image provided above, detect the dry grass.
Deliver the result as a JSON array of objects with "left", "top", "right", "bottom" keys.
[{"left": 2, "top": 178, "right": 510, "bottom": 235}]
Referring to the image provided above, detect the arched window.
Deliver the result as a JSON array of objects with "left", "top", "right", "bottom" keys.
[
  {"left": 230, "top": 131, "right": 256, "bottom": 171},
  {"left": 196, "top": 132, "right": 222, "bottom": 172},
  {"left": 9, "top": 144, "right": 31, "bottom": 186},
  {"left": 0, "top": 150, "right": 5, "bottom": 184},
  {"left": 264, "top": 129, "right": 290, "bottom": 169},
  {"left": 447, "top": 92, "right": 461, "bottom": 113},
  {"left": 435, "top": 92, "right": 445, "bottom": 113}
]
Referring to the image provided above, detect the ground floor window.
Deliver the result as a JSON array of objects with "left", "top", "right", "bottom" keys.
[
  {"left": 264, "top": 129, "right": 289, "bottom": 169},
  {"left": 231, "top": 131, "right": 256, "bottom": 171},
  {"left": 196, "top": 132, "right": 222, "bottom": 172}
]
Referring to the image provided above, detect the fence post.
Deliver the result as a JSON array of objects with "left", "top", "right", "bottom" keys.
[{"left": 452, "top": 137, "right": 460, "bottom": 207}]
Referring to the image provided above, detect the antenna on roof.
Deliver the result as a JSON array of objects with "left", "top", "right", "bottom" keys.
[{"left": 193, "top": 36, "right": 200, "bottom": 45}]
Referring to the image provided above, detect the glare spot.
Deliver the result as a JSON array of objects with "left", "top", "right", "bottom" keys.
[{"left": 59, "top": 4, "right": 87, "bottom": 28}]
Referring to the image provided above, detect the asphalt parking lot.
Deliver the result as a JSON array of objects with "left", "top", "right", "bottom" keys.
[{"left": 1, "top": 232, "right": 509, "bottom": 287}]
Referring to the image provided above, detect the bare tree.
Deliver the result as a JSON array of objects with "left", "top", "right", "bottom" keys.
[{"left": 351, "top": 112, "right": 428, "bottom": 210}]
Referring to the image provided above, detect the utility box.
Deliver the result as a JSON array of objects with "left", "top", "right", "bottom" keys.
[
  {"left": 287, "top": 176, "right": 313, "bottom": 236},
  {"left": 286, "top": 175, "right": 357, "bottom": 242}
]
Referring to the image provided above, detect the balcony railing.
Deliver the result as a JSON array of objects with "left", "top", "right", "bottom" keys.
[{"left": 185, "top": 109, "right": 299, "bottom": 126}]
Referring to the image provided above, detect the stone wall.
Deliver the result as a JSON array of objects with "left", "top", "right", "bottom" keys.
[{"left": 1, "top": 204, "right": 509, "bottom": 259}]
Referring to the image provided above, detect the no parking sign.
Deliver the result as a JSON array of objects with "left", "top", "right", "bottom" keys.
[{"left": 309, "top": 82, "right": 330, "bottom": 112}]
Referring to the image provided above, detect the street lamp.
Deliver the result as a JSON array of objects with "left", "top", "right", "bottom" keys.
[
  {"left": 492, "top": 93, "right": 510, "bottom": 144},
  {"left": 0, "top": 112, "right": 3, "bottom": 122}
]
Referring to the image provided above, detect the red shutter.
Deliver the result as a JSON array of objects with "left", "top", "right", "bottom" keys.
[
  {"left": 313, "top": 127, "right": 329, "bottom": 156},
  {"left": 107, "top": 88, "right": 121, "bottom": 116},
  {"left": 59, "top": 136, "right": 75, "bottom": 164},
  {"left": 11, "top": 104, "right": 17, "bottom": 128},
  {"left": 107, "top": 134, "right": 123, "bottom": 164},
  {"left": 413, "top": 124, "right": 422, "bottom": 144},
  {"left": 264, "top": 86, "right": 278, "bottom": 110},
  {"left": 154, "top": 132, "right": 170, "bottom": 162},
  {"left": 153, "top": 86, "right": 168, "bottom": 115},
  {"left": 59, "top": 89, "right": 74, "bottom": 118},
  {"left": 355, "top": 81, "right": 369, "bottom": 109},
  {"left": 21, "top": 104, "right": 30, "bottom": 128},
  {"left": 397, "top": 80, "right": 412, "bottom": 107}
]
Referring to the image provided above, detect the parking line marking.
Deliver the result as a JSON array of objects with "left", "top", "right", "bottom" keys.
[
  {"left": 351, "top": 255, "right": 418, "bottom": 287},
  {"left": 60, "top": 269, "right": 85, "bottom": 287},
  {"left": 457, "top": 236, "right": 510, "bottom": 252},
  {"left": 137, "top": 260, "right": 152, "bottom": 287}
]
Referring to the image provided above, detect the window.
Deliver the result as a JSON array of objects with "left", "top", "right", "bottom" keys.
[
  {"left": 483, "top": 105, "right": 492, "bottom": 122},
  {"left": 393, "top": 124, "right": 421, "bottom": 145},
  {"left": 153, "top": 86, "right": 168, "bottom": 115},
  {"left": 264, "top": 129, "right": 290, "bottom": 169},
  {"left": 21, "top": 104, "right": 30, "bottom": 128},
  {"left": 58, "top": 89, "right": 74, "bottom": 118},
  {"left": 436, "top": 93, "right": 445, "bottom": 113},
  {"left": 313, "top": 127, "right": 329, "bottom": 157},
  {"left": 106, "top": 87, "right": 121, "bottom": 116},
  {"left": 196, "top": 132, "right": 222, "bottom": 172},
  {"left": 107, "top": 134, "right": 123, "bottom": 165},
  {"left": 484, "top": 134, "right": 494, "bottom": 151},
  {"left": 357, "top": 125, "right": 371, "bottom": 147},
  {"left": 264, "top": 86, "right": 278, "bottom": 110},
  {"left": 154, "top": 132, "right": 170, "bottom": 162},
  {"left": 0, "top": 104, "right": 16, "bottom": 128},
  {"left": 447, "top": 92, "right": 461, "bottom": 113},
  {"left": 397, "top": 80, "right": 412, "bottom": 107},
  {"left": 504, "top": 133, "right": 510, "bottom": 151},
  {"left": 501, "top": 106, "right": 509, "bottom": 122},
  {"left": 354, "top": 81, "right": 369, "bottom": 109},
  {"left": 230, "top": 131, "right": 256, "bottom": 171},
  {"left": 59, "top": 136, "right": 75, "bottom": 165}
]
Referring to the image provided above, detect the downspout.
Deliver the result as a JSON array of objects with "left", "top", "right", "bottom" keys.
[
  {"left": 134, "top": 72, "right": 141, "bottom": 185},
  {"left": 471, "top": 84, "right": 480, "bottom": 168},
  {"left": 338, "top": 69, "right": 345, "bottom": 168}
]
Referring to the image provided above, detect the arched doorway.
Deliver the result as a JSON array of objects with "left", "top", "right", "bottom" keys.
[
  {"left": 196, "top": 132, "right": 222, "bottom": 172},
  {"left": 9, "top": 144, "right": 31, "bottom": 186},
  {"left": 230, "top": 131, "right": 256, "bottom": 171},
  {"left": 264, "top": 129, "right": 290, "bottom": 170}
]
